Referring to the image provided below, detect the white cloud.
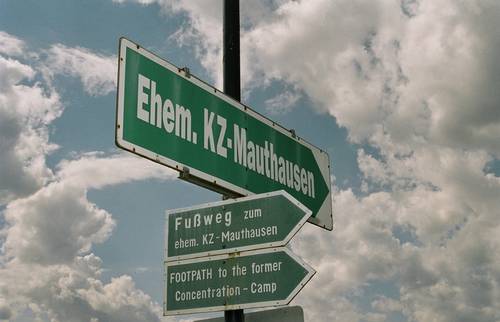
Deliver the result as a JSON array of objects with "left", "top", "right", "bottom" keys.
[
  {"left": 55, "top": 152, "right": 175, "bottom": 190},
  {"left": 108, "top": 0, "right": 500, "bottom": 320},
  {"left": 4, "top": 0, "right": 500, "bottom": 319},
  {"left": 112, "top": 0, "right": 157, "bottom": 4},
  {"left": 236, "top": 1, "right": 500, "bottom": 320},
  {"left": 298, "top": 294, "right": 387, "bottom": 322},
  {"left": 0, "top": 153, "right": 176, "bottom": 321},
  {"left": 0, "top": 31, "right": 176, "bottom": 321},
  {"left": 3, "top": 181, "right": 115, "bottom": 264},
  {"left": 372, "top": 295, "right": 402, "bottom": 313},
  {"left": 292, "top": 190, "right": 402, "bottom": 295},
  {"left": 392, "top": 0, "right": 500, "bottom": 154},
  {"left": 241, "top": 0, "right": 405, "bottom": 141},
  {"left": 0, "top": 298, "right": 12, "bottom": 320},
  {"left": 44, "top": 44, "right": 117, "bottom": 96},
  {"left": 0, "top": 256, "right": 162, "bottom": 322},
  {"left": 115, "top": 0, "right": 289, "bottom": 91},
  {"left": 0, "top": 31, "right": 25, "bottom": 57},
  {"left": 0, "top": 54, "right": 62, "bottom": 204},
  {"left": 0, "top": 34, "right": 121, "bottom": 205},
  {"left": 0, "top": 34, "right": 121, "bottom": 204},
  {"left": 264, "top": 89, "right": 301, "bottom": 115},
  {"left": 163, "top": 0, "right": 223, "bottom": 88},
  {"left": 292, "top": 169, "right": 499, "bottom": 321}
]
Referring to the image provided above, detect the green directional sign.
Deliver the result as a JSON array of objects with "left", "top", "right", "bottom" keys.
[
  {"left": 116, "top": 38, "right": 332, "bottom": 230},
  {"left": 166, "top": 190, "right": 311, "bottom": 261},
  {"left": 163, "top": 248, "right": 315, "bottom": 315}
]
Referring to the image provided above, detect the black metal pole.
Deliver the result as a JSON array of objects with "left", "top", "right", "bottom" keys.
[
  {"left": 223, "top": 1, "right": 243, "bottom": 322},
  {"left": 223, "top": 0, "right": 240, "bottom": 101},
  {"left": 225, "top": 309, "right": 244, "bottom": 322}
]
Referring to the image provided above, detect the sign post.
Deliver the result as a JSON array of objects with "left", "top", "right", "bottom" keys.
[
  {"left": 116, "top": 2, "right": 326, "bottom": 321},
  {"left": 223, "top": 1, "right": 244, "bottom": 319},
  {"left": 164, "top": 248, "right": 315, "bottom": 315},
  {"left": 166, "top": 191, "right": 311, "bottom": 261}
]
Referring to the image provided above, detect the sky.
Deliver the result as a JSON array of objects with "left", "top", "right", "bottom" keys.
[{"left": 0, "top": 0, "right": 500, "bottom": 321}]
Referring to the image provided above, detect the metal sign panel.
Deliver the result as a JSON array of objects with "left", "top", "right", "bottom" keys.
[
  {"left": 165, "top": 190, "right": 311, "bottom": 261},
  {"left": 196, "top": 306, "right": 304, "bottom": 322},
  {"left": 163, "top": 248, "right": 315, "bottom": 315},
  {"left": 116, "top": 38, "right": 332, "bottom": 230}
]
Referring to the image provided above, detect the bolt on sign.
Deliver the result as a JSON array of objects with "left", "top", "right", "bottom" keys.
[
  {"left": 115, "top": 38, "right": 333, "bottom": 230},
  {"left": 164, "top": 248, "right": 315, "bottom": 315}
]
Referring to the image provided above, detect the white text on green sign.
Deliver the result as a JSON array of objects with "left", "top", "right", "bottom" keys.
[
  {"left": 116, "top": 38, "right": 332, "bottom": 230},
  {"left": 163, "top": 248, "right": 315, "bottom": 315},
  {"left": 166, "top": 191, "right": 311, "bottom": 261}
]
